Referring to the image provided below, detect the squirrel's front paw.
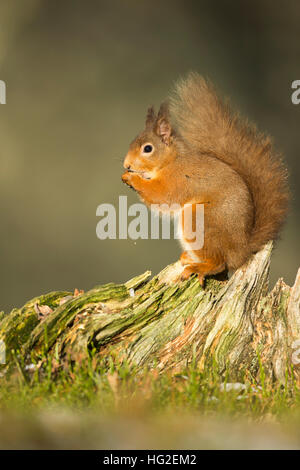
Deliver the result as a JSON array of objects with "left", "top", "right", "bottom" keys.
[
  {"left": 122, "top": 171, "right": 141, "bottom": 190},
  {"left": 121, "top": 171, "right": 132, "bottom": 186}
]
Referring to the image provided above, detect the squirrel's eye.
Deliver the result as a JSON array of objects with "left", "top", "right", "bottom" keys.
[{"left": 142, "top": 144, "right": 154, "bottom": 155}]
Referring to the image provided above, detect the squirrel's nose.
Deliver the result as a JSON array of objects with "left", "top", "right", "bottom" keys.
[
  {"left": 123, "top": 161, "right": 128, "bottom": 169},
  {"left": 123, "top": 161, "right": 131, "bottom": 170},
  {"left": 123, "top": 154, "right": 131, "bottom": 170}
]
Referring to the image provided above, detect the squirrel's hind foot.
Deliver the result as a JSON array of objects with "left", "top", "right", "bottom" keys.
[{"left": 180, "top": 260, "right": 227, "bottom": 286}]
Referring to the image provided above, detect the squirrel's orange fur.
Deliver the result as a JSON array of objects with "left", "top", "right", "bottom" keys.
[{"left": 122, "top": 73, "right": 289, "bottom": 284}]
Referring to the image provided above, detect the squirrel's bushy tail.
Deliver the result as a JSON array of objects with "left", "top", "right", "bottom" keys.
[{"left": 171, "top": 72, "right": 289, "bottom": 253}]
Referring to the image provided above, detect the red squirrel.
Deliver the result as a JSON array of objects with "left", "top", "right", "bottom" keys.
[{"left": 122, "top": 73, "right": 289, "bottom": 284}]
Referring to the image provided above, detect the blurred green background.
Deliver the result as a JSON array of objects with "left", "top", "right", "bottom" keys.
[{"left": 0, "top": 0, "right": 299, "bottom": 312}]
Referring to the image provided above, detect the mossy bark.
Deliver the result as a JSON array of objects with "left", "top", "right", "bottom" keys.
[{"left": 1, "top": 242, "right": 299, "bottom": 383}]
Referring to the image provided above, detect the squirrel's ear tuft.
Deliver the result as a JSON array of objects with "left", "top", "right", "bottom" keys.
[
  {"left": 145, "top": 106, "right": 156, "bottom": 129},
  {"left": 155, "top": 101, "right": 172, "bottom": 145}
]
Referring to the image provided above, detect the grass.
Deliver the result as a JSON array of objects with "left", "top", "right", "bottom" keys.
[{"left": 0, "top": 348, "right": 300, "bottom": 449}]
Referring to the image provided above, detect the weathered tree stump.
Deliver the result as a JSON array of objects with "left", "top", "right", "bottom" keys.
[{"left": 1, "top": 242, "right": 299, "bottom": 383}]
